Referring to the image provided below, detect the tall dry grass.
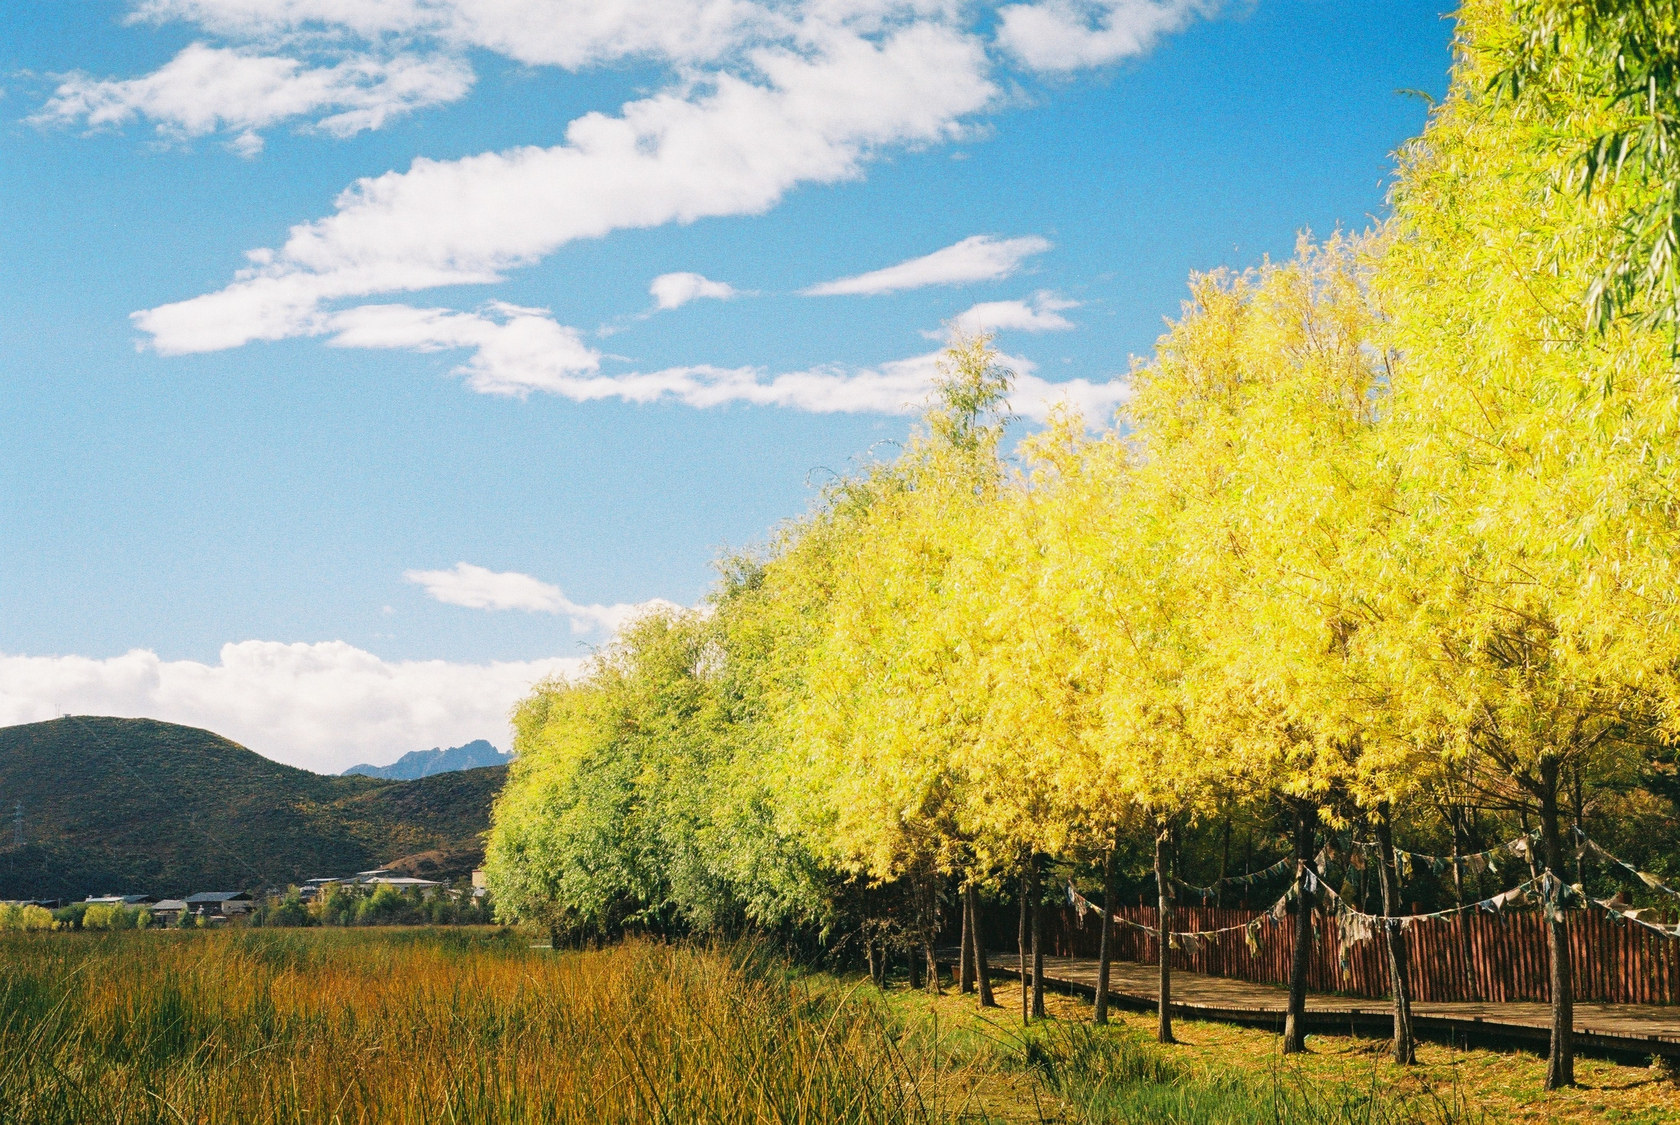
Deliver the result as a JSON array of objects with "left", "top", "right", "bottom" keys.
[{"left": 0, "top": 929, "right": 945, "bottom": 1125}]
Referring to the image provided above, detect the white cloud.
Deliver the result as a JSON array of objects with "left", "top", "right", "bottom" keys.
[
  {"left": 933, "top": 290, "right": 1078, "bottom": 338},
  {"left": 1010, "top": 368, "right": 1129, "bottom": 423},
  {"left": 405, "top": 562, "right": 682, "bottom": 634},
  {"left": 320, "top": 295, "right": 1122, "bottom": 418},
  {"left": 404, "top": 563, "right": 567, "bottom": 613},
  {"left": 35, "top": 44, "right": 472, "bottom": 151},
  {"left": 129, "top": 0, "right": 776, "bottom": 71},
  {"left": 133, "top": 24, "right": 996, "bottom": 354},
  {"left": 995, "top": 0, "right": 1213, "bottom": 72},
  {"left": 325, "top": 301, "right": 602, "bottom": 395},
  {"left": 649, "top": 271, "right": 739, "bottom": 310},
  {"left": 0, "top": 641, "right": 583, "bottom": 773},
  {"left": 801, "top": 234, "right": 1051, "bottom": 296}
]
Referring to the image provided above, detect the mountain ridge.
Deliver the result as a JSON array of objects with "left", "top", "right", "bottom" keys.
[{"left": 344, "top": 739, "right": 510, "bottom": 780}]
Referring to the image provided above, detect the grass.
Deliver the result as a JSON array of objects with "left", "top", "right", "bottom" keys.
[
  {"left": 866, "top": 974, "right": 1680, "bottom": 1124},
  {"left": 0, "top": 928, "right": 940, "bottom": 1125},
  {"left": 0, "top": 929, "right": 1667, "bottom": 1125}
]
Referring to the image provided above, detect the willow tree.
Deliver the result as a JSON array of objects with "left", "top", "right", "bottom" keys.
[
  {"left": 1120, "top": 234, "right": 1404, "bottom": 1054},
  {"left": 780, "top": 337, "right": 1015, "bottom": 994},
  {"left": 1192, "top": 233, "right": 1441, "bottom": 1064},
  {"left": 1375, "top": 0, "right": 1676, "bottom": 1087},
  {"left": 1002, "top": 412, "right": 1226, "bottom": 1040},
  {"left": 484, "top": 571, "right": 839, "bottom": 943},
  {"left": 483, "top": 611, "right": 730, "bottom": 940},
  {"left": 955, "top": 411, "right": 1105, "bottom": 1023}
]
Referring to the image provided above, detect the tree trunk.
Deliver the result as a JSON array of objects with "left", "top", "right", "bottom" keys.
[
  {"left": 1018, "top": 864, "right": 1030, "bottom": 1024},
  {"left": 959, "top": 884, "right": 976, "bottom": 993},
  {"left": 866, "top": 937, "right": 880, "bottom": 989},
  {"left": 908, "top": 944, "right": 923, "bottom": 991},
  {"left": 969, "top": 883, "right": 997, "bottom": 1007},
  {"left": 924, "top": 930, "right": 942, "bottom": 995},
  {"left": 1375, "top": 805, "right": 1415, "bottom": 1065},
  {"left": 1282, "top": 800, "right": 1318, "bottom": 1054},
  {"left": 1539, "top": 759, "right": 1575, "bottom": 1090},
  {"left": 1155, "top": 826, "right": 1175, "bottom": 1044},
  {"left": 1218, "top": 819, "right": 1231, "bottom": 909},
  {"left": 1095, "top": 838, "right": 1118, "bottom": 1026},
  {"left": 1451, "top": 807, "right": 1479, "bottom": 1001},
  {"left": 1571, "top": 768, "right": 1587, "bottom": 890},
  {"left": 1030, "top": 852, "right": 1046, "bottom": 1019}
]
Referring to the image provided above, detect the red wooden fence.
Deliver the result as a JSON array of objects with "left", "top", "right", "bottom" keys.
[{"left": 997, "top": 904, "right": 1680, "bottom": 1005}]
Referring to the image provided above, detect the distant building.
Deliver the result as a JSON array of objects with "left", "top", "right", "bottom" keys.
[
  {"left": 83, "top": 894, "right": 155, "bottom": 906},
  {"left": 152, "top": 899, "right": 189, "bottom": 924},
  {"left": 300, "top": 877, "right": 340, "bottom": 901},
  {"left": 471, "top": 869, "right": 489, "bottom": 898},
  {"left": 184, "top": 891, "right": 254, "bottom": 919}
]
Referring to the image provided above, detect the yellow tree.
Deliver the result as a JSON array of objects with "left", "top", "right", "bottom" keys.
[
  {"left": 1374, "top": 0, "right": 1674, "bottom": 1087},
  {"left": 999, "top": 413, "right": 1225, "bottom": 1041},
  {"left": 957, "top": 414, "right": 1102, "bottom": 1022},
  {"left": 778, "top": 337, "right": 1016, "bottom": 995},
  {"left": 1124, "top": 234, "right": 1396, "bottom": 1054}
]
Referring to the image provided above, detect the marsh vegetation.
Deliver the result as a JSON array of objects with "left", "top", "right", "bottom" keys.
[{"left": 0, "top": 928, "right": 1516, "bottom": 1125}]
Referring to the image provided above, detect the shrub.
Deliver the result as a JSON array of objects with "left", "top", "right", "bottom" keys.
[
  {"left": 258, "top": 892, "right": 313, "bottom": 928},
  {"left": 354, "top": 885, "right": 411, "bottom": 925},
  {"left": 0, "top": 904, "right": 56, "bottom": 932},
  {"left": 82, "top": 904, "right": 144, "bottom": 931},
  {"left": 82, "top": 904, "right": 117, "bottom": 930},
  {"left": 313, "top": 887, "right": 358, "bottom": 927}
]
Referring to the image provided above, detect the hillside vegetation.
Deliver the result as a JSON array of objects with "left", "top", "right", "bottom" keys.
[{"left": 0, "top": 717, "right": 503, "bottom": 899}]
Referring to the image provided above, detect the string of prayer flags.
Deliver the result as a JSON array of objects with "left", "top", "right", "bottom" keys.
[
  {"left": 1591, "top": 894, "right": 1680, "bottom": 939},
  {"left": 1573, "top": 829, "right": 1680, "bottom": 901},
  {"left": 1372, "top": 829, "right": 1540, "bottom": 883},
  {"left": 1066, "top": 880, "right": 1294, "bottom": 945},
  {"left": 1173, "top": 856, "right": 1293, "bottom": 902}
]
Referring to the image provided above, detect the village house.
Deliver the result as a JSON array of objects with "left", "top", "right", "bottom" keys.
[
  {"left": 151, "top": 899, "right": 189, "bottom": 925},
  {"left": 183, "top": 891, "right": 253, "bottom": 920},
  {"left": 83, "top": 894, "right": 155, "bottom": 907}
]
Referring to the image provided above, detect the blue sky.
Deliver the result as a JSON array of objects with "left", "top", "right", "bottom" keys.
[{"left": 0, "top": 0, "right": 1454, "bottom": 770}]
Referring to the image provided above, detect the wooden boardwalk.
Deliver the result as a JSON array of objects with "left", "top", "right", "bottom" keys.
[{"left": 991, "top": 955, "right": 1680, "bottom": 1058}]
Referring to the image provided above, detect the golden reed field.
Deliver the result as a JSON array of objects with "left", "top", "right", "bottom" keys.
[
  {"left": 0, "top": 927, "right": 1517, "bottom": 1125},
  {"left": 0, "top": 929, "right": 940, "bottom": 1125}
]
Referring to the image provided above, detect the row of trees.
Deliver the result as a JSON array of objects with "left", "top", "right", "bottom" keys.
[
  {"left": 0, "top": 904, "right": 57, "bottom": 931},
  {"left": 261, "top": 884, "right": 496, "bottom": 928},
  {"left": 485, "top": 0, "right": 1680, "bottom": 1090}
]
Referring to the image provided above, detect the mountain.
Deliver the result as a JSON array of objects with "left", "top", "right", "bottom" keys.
[
  {"left": 0, "top": 717, "right": 507, "bottom": 901},
  {"left": 343, "top": 739, "right": 510, "bottom": 780}
]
